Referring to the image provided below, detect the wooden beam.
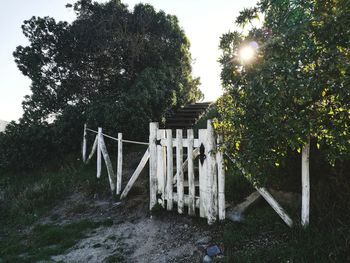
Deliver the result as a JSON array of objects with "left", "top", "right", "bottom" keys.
[
  {"left": 86, "top": 135, "right": 98, "bottom": 164},
  {"left": 166, "top": 129, "right": 174, "bottom": 211},
  {"left": 187, "top": 129, "right": 195, "bottom": 216},
  {"left": 116, "top": 133, "right": 123, "bottom": 195},
  {"left": 97, "top": 128, "right": 102, "bottom": 179},
  {"left": 176, "top": 129, "right": 184, "bottom": 214},
  {"left": 301, "top": 138, "right": 310, "bottom": 227},
  {"left": 149, "top": 123, "right": 158, "bottom": 210},
  {"left": 217, "top": 135, "right": 225, "bottom": 221},
  {"left": 120, "top": 148, "right": 150, "bottom": 199},
  {"left": 82, "top": 124, "right": 87, "bottom": 163},
  {"left": 99, "top": 134, "right": 116, "bottom": 192}
]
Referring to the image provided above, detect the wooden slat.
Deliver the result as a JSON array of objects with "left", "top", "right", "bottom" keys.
[
  {"left": 82, "top": 124, "right": 87, "bottom": 163},
  {"left": 198, "top": 129, "right": 207, "bottom": 218},
  {"left": 206, "top": 120, "right": 216, "bottom": 224},
  {"left": 149, "top": 123, "right": 158, "bottom": 210},
  {"left": 256, "top": 187, "right": 293, "bottom": 227},
  {"left": 99, "top": 134, "right": 116, "bottom": 192},
  {"left": 172, "top": 193, "right": 200, "bottom": 208},
  {"left": 176, "top": 129, "right": 184, "bottom": 214},
  {"left": 97, "top": 127, "right": 102, "bottom": 179},
  {"left": 217, "top": 135, "right": 225, "bottom": 220},
  {"left": 166, "top": 129, "right": 174, "bottom": 211},
  {"left": 157, "top": 129, "right": 166, "bottom": 207},
  {"left": 86, "top": 135, "right": 98, "bottom": 164},
  {"left": 160, "top": 138, "right": 200, "bottom": 148},
  {"left": 173, "top": 148, "right": 200, "bottom": 184},
  {"left": 120, "top": 148, "right": 150, "bottom": 199},
  {"left": 301, "top": 138, "right": 310, "bottom": 227},
  {"left": 116, "top": 133, "right": 123, "bottom": 195},
  {"left": 187, "top": 129, "right": 195, "bottom": 216}
]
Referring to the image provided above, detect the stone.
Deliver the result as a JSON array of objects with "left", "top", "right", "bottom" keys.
[
  {"left": 206, "top": 245, "right": 221, "bottom": 257},
  {"left": 203, "top": 255, "right": 212, "bottom": 263},
  {"left": 195, "top": 236, "right": 212, "bottom": 245}
]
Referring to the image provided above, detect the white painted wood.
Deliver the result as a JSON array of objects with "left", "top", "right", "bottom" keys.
[
  {"left": 157, "top": 129, "right": 166, "bottom": 207},
  {"left": 187, "top": 129, "right": 195, "bottom": 216},
  {"left": 82, "top": 124, "right": 87, "bottom": 163},
  {"left": 99, "top": 134, "right": 116, "bottom": 192},
  {"left": 173, "top": 148, "right": 200, "bottom": 183},
  {"left": 161, "top": 138, "right": 200, "bottom": 148},
  {"left": 86, "top": 135, "right": 98, "bottom": 164},
  {"left": 97, "top": 127, "right": 102, "bottom": 179},
  {"left": 172, "top": 193, "right": 200, "bottom": 208},
  {"left": 120, "top": 148, "right": 150, "bottom": 199},
  {"left": 149, "top": 122, "right": 158, "bottom": 210},
  {"left": 198, "top": 129, "right": 207, "bottom": 218},
  {"left": 301, "top": 138, "right": 310, "bottom": 227},
  {"left": 206, "top": 120, "right": 217, "bottom": 224},
  {"left": 256, "top": 187, "right": 294, "bottom": 227},
  {"left": 176, "top": 129, "right": 184, "bottom": 214},
  {"left": 217, "top": 135, "right": 225, "bottom": 220},
  {"left": 166, "top": 129, "right": 174, "bottom": 211},
  {"left": 116, "top": 133, "right": 123, "bottom": 195}
]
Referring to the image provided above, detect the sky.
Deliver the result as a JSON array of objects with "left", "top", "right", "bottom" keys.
[{"left": 0, "top": 0, "right": 258, "bottom": 121}]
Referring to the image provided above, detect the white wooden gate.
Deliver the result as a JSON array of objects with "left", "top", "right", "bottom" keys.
[{"left": 149, "top": 120, "right": 225, "bottom": 224}]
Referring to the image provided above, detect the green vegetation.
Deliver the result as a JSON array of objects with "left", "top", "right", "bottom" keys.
[
  {"left": 223, "top": 206, "right": 350, "bottom": 262},
  {"left": 0, "top": 0, "right": 202, "bottom": 173},
  {"left": 0, "top": 219, "right": 113, "bottom": 262}
]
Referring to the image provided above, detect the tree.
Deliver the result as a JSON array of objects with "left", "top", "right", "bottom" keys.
[
  {"left": 217, "top": 0, "right": 350, "bottom": 182},
  {"left": 14, "top": 0, "right": 202, "bottom": 138}
]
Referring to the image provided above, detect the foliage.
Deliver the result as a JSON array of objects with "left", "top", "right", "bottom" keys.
[
  {"left": 13, "top": 0, "right": 202, "bottom": 137},
  {"left": 1, "top": 0, "right": 202, "bottom": 172},
  {"left": 217, "top": 0, "right": 350, "bottom": 182}
]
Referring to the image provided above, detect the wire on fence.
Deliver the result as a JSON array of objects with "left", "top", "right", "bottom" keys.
[{"left": 86, "top": 127, "right": 149, "bottom": 146}]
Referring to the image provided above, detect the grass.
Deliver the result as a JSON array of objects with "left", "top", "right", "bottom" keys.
[
  {"left": 223, "top": 205, "right": 350, "bottom": 262},
  {"left": 0, "top": 219, "right": 114, "bottom": 262}
]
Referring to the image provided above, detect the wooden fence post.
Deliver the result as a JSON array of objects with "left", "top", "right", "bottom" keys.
[
  {"left": 166, "top": 129, "right": 174, "bottom": 211},
  {"left": 157, "top": 129, "right": 166, "bottom": 207},
  {"left": 82, "top": 124, "right": 87, "bottom": 163},
  {"left": 97, "top": 127, "right": 102, "bottom": 179},
  {"left": 217, "top": 134, "right": 225, "bottom": 220},
  {"left": 301, "top": 137, "right": 310, "bottom": 227},
  {"left": 149, "top": 122, "right": 158, "bottom": 210},
  {"left": 206, "top": 120, "right": 217, "bottom": 224},
  {"left": 176, "top": 129, "right": 184, "bottom": 214},
  {"left": 187, "top": 129, "right": 195, "bottom": 216},
  {"left": 116, "top": 133, "right": 123, "bottom": 195}
]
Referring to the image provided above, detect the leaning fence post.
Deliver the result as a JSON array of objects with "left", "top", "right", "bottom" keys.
[
  {"left": 149, "top": 122, "right": 158, "bottom": 210},
  {"left": 301, "top": 137, "right": 310, "bottom": 227},
  {"left": 116, "top": 133, "right": 123, "bottom": 195},
  {"left": 97, "top": 127, "right": 102, "bottom": 179},
  {"left": 82, "top": 123, "right": 87, "bottom": 163}
]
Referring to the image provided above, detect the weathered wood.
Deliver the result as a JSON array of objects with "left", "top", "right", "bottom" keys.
[
  {"left": 149, "top": 122, "right": 158, "bottom": 210},
  {"left": 173, "top": 148, "right": 200, "bottom": 183},
  {"left": 99, "top": 134, "right": 116, "bottom": 192},
  {"left": 206, "top": 120, "right": 217, "bottom": 224},
  {"left": 97, "top": 127, "right": 102, "bottom": 179},
  {"left": 166, "top": 129, "right": 174, "bottom": 211},
  {"left": 198, "top": 129, "right": 207, "bottom": 218},
  {"left": 256, "top": 187, "right": 293, "bottom": 227},
  {"left": 120, "top": 148, "right": 150, "bottom": 199},
  {"left": 116, "top": 133, "right": 123, "bottom": 195},
  {"left": 82, "top": 124, "right": 87, "bottom": 163},
  {"left": 301, "top": 138, "right": 310, "bottom": 227},
  {"left": 157, "top": 129, "right": 166, "bottom": 207},
  {"left": 86, "top": 135, "right": 98, "bottom": 164},
  {"left": 187, "top": 129, "right": 195, "bottom": 216},
  {"left": 172, "top": 193, "right": 200, "bottom": 208},
  {"left": 217, "top": 134, "right": 225, "bottom": 220},
  {"left": 176, "top": 129, "right": 184, "bottom": 214},
  {"left": 161, "top": 138, "right": 200, "bottom": 148}
]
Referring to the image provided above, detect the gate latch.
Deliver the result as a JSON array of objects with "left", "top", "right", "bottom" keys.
[{"left": 199, "top": 143, "right": 206, "bottom": 165}]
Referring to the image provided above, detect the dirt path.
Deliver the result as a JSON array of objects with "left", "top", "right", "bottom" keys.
[{"left": 44, "top": 190, "right": 217, "bottom": 263}]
